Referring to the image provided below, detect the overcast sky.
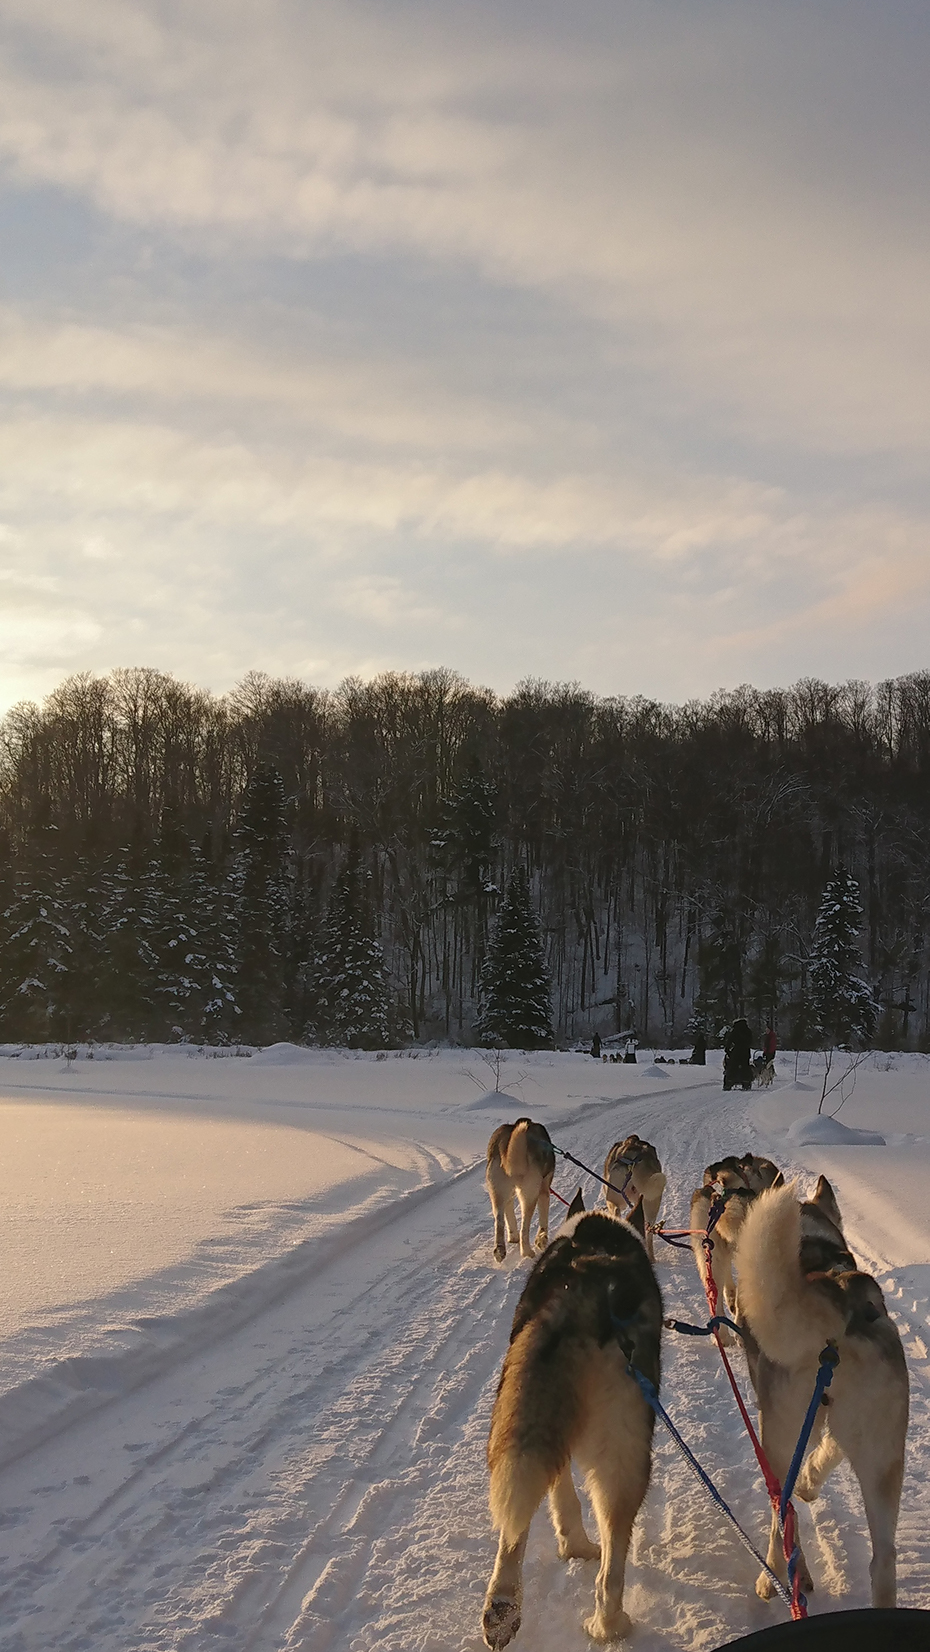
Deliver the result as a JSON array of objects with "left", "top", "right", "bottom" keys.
[{"left": 0, "top": 0, "right": 928, "bottom": 712}]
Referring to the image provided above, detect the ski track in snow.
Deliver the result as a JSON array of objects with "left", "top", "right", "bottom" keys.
[{"left": 1, "top": 1079, "right": 928, "bottom": 1651}]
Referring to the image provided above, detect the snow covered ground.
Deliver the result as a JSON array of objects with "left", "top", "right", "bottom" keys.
[{"left": 0, "top": 1045, "right": 927, "bottom": 1649}]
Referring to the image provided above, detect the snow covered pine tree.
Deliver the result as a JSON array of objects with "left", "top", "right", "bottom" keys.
[
  {"left": 809, "top": 865, "right": 876, "bottom": 1047},
  {"left": 476, "top": 865, "right": 553, "bottom": 1048},
  {"left": 306, "top": 848, "right": 392, "bottom": 1049},
  {"left": 234, "top": 768, "right": 291, "bottom": 1045}
]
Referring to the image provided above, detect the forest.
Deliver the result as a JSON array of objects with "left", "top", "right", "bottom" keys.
[{"left": 1, "top": 665, "right": 929, "bottom": 1049}]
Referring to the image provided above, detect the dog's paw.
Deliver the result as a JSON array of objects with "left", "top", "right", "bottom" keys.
[
  {"left": 535, "top": 1231, "right": 549, "bottom": 1251},
  {"left": 583, "top": 1607, "right": 632, "bottom": 1642},
  {"left": 493, "top": 1245, "right": 506, "bottom": 1263},
  {"left": 794, "top": 1473, "right": 817, "bottom": 1503},
  {"left": 519, "top": 1247, "right": 535, "bottom": 1261},
  {"left": 557, "top": 1534, "right": 600, "bottom": 1562},
  {"left": 483, "top": 1596, "right": 521, "bottom": 1649},
  {"left": 755, "top": 1570, "right": 777, "bottom": 1601}
]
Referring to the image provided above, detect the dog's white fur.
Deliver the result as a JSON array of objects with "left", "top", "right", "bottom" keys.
[{"left": 737, "top": 1182, "right": 908, "bottom": 1607}]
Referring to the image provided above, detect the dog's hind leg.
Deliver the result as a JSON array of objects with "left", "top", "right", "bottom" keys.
[
  {"left": 548, "top": 1465, "right": 599, "bottom": 1561},
  {"left": 842, "top": 1434, "right": 904, "bottom": 1608},
  {"left": 583, "top": 1450, "right": 648, "bottom": 1642},
  {"left": 483, "top": 1529, "right": 529, "bottom": 1650},
  {"left": 535, "top": 1182, "right": 551, "bottom": 1251},
  {"left": 487, "top": 1171, "right": 514, "bottom": 1263},
  {"left": 641, "top": 1175, "right": 665, "bottom": 1264},
  {"left": 516, "top": 1188, "right": 538, "bottom": 1260}
]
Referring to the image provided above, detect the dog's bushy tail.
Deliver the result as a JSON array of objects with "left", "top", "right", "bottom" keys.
[
  {"left": 737, "top": 1183, "right": 845, "bottom": 1366},
  {"left": 501, "top": 1119, "right": 531, "bottom": 1181},
  {"left": 487, "top": 1313, "right": 581, "bottom": 1544}
]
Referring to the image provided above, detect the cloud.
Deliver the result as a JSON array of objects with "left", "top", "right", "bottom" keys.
[
  {"left": 0, "top": 1, "right": 927, "bottom": 711},
  {"left": 1, "top": 1, "right": 928, "bottom": 455}
]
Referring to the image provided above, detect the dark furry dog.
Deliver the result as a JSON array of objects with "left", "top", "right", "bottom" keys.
[{"left": 482, "top": 1198, "right": 662, "bottom": 1647}]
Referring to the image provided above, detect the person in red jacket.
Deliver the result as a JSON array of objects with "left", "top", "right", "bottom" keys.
[{"left": 762, "top": 1026, "right": 777, "bottom": 1064}]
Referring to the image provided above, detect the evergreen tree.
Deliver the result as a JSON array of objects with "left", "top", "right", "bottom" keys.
[
  {"left": 234, "top": 768, "right": 291, "bottom": 1044},
  {"left": 0, "top": 849, "right": 72, "bottom": 1041},
  {"left": 809, "top": 866, "right": 876, "bottom": 1047},
  {"left": 306, "top": 849, "right": 392, "bottom": 1048},
  {"left": 476, "top": 866, "right": 552, "bottom": 1048},
  {"left": 94, "top": 849, "right": 161, "bottom": 1040},
  {"left": 145, "top": 814, "right": 240, "bottom": 1041},
  {"left": 432, "top": 758, "right": 497, "bottom": 897}
]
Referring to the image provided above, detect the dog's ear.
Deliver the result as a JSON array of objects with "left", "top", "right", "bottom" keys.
[
  {"left": 626, "top": 1195, "right": 647, "bottom": 1238},
  {"left": 566, "top": 1186, "right": 585, "bottom": 1218},
  {"left": 812, "top": 1174, "right": 844, "bottom": 1231},
  {"left": 771, "top": 1170, "right": 785, "bottom": 1188}
]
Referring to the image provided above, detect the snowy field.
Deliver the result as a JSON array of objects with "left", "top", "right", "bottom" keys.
[{"left": 0, "top": 1045, "right": 928, "bottom": 1650}]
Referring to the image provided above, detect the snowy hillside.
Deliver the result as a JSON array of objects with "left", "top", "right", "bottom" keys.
[{"left": 0, "top": 1047, "right": 927, "bottom": 1649}]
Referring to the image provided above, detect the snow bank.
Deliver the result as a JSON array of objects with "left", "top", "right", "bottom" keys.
[
  {"left": 787, "top": 1113, "right": 886, "bottom": 1146},
  {"left": 464, "top": 1088, "right": 525, "bottom": 1111},
  {"left": 250, "top": 1041, "right": 316, "bottom": 1065}
]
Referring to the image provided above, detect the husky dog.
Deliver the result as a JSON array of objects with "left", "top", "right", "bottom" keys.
[
  {"left": 603, "top": 1135, "right": 667, "bottom": 1262},
  {"left": 738, "top": 1152, "right": 783, "bottom": 1192},
  {"left": 486, "top": 1119, "right": 556, "bottom": 1263},
  {"left": 688, "top": 1156, "right": 783, "bottom": 1342},
  {"left": 737, "top": 1177, "right": 908, "bottom": 1608},
  {"left": 755, "top": 1058, "right": 776, "bottom": 1088},
  {"left": 482, "top": 1197, "right": 662, "bottom": 1647}
]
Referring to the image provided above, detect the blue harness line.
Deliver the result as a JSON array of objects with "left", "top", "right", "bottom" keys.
[
  {"left": 778, "top": 1344, "right": 840, "bottom": 1610},
  {"left": 623, "top": 1353, "right": 792, "bottom": 1608},
  {"left": 608, "top": 1308, "right": 791, "bottom": 1607}
]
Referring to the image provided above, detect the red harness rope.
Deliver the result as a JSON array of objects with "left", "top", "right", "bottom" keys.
[{"left": 699, "top": 1219, "right": 807, "bottom": 1619}]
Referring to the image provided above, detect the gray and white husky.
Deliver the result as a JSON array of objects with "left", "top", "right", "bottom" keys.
[
  {"left": 737, "top": 1177, "right": 909, "bottom": 1608},
  {"left": 603, "top": 1135, "right": 667, "bottom": 1262},
  {"left": 688, "top": 1155, "right": 783, "bottom": 1342},
  {"left": 486, "top": 1118, "right": 556, "bottom": 1262},
  {"left": 482, "top": 1197, "right": 662, "bottom": 1646}
]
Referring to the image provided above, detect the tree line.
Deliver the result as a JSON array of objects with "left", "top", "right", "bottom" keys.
[{"left": 0, "top": 664, "right": 928, "bottom": 1048}]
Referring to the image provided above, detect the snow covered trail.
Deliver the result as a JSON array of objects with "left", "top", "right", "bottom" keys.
[{"left": 1, "top": 1074, "right": 928, "bottom": 1652}]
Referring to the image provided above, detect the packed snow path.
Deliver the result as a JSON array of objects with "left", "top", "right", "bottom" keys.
[{"left": 0, "top": 1076, "right": 928, "bottom": 1651}]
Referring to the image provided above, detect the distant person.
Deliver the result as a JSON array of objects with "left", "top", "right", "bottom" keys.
[
  {"left": 689, "top": 1030, "right": 707, "bottom": 1065},
  {"left": 722, "top": 1017, "right": 753, "bottom": 1091},
  {"left": 623, "top": 1035, "right": 637, "bottom": 1065},
  {"left": 591, "top": 1031, "right": 601, "bottom": 1060},
  {"left": 762, "top": 1026, "right": 777, "bottom": 1064}
]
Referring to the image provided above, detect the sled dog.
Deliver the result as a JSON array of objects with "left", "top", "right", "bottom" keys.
[
  {"left": 688, "top": 1156, "right": 783, "bottom": 1342},
  {"left": 754, "top": 1058, "right": 776, "bottom": 1088},
  {"left": 737, "top": 1177, "right": 908, "bottom": 1608},
  {"left": 486, "top": 1119, "right": 556, "bottom": 1262},
  {"left": 482, "top": 1197, "right": 662, "bottom": 1647},
  {"left": 603, "top": 1135, "right": 666, "bottom": 1262},
  {"left": 737, "top": 1152, "right": 783, "bottom": 1192}
]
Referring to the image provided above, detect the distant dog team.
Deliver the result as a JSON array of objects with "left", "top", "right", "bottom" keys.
[{"left": 482, "top": 1117, "right": 908, "bottom": 1643}]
